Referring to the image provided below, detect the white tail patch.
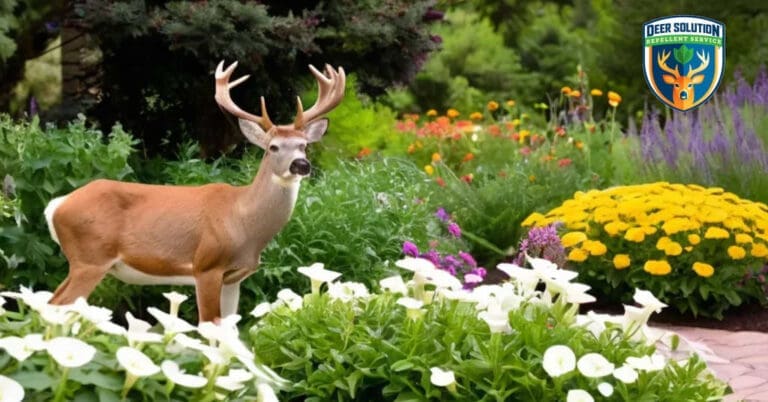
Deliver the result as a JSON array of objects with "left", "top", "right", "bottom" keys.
[{"left": 44, "top": 195, "right": 70, "bottom": 245}]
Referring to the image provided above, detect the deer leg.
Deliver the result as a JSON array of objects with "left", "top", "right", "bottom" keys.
[
  {"left": 220, "top": 282, "right": 241, "bottom": 318},
  {"left": 195, "top": 268, "right": 224, "bottom": 323},
  {"left": 49, "top": 263, "right": 110, "bottom": 305}
]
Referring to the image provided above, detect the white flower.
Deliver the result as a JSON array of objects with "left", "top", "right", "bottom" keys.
[
  {"left": 379, "top": 275, "right": 408, "bottom": 294},
  {"left": 215, "top": 368, "right": 253, "bottom": 391},
  {"left": 275, "top": 289, "right": 303, "bottom": 311},
  {"left": 163, "top": 291, "right": 189, "bottom": 317},
  {"left": 116, "top": 346, "right": 160, "bottom": 377},
  {"left": 496, "top": 263, "right": 540, "bottom": 295},
  {"left": 39, "top": 304, "right": 72, "bottom": 325},
  {"left": 560, "top": 282, "right": 596, "bottom": 305},
  {"left": 298, "top": 263, "right": 342, "bottom": 294},
  {"left": 575, "top": 311, "right": 610, "bottom": 337},
  {"left": 527, "top": 256, "right": 578, "bottom": 282},
  {"left": 566, "top": 389, "right": 594, "bottom": 402},
  {"left": 0, "top": 296, "right": 5, "bottom": 316},
  {"left": 1, "top": 287, "right": 52, "bottom": 311},
  {"left": 429, "top": 367, "right": 456, "bottom": 387},
  {"left": 147, "top": 307, "right": 195, "bottom": 334},
  {"left": 0, "top": 336, "right": 34, "bottom": 361},
  {"left": 161, "top": 360, "right": 207, "bottom": 388},
  {"left": 633, "top": 289, "right": 667, "bottom": 313},
  {"left": 250, "top": 302, "right": 273, "bottom": 319},
  {"left": 96, "top": 320, "right": 128, "bottom": 336},
  {"left": 46, "top": 337, "right": 96, "bottom": 368},
  {"left": 423, "top": 268, "right": 463, "bottom": 291},
  {"left": 395, "top": 257, "right": 437, "bottom": 274},
  {"left": 612, "top": 365, "right": 639, "bottom": 383},
  {"left": 0, "top": 374, "right": 24, "bottom": 402},
  {"left": 70, "top": 298, "right": 112, "bottom": 324},
  {"left": 125, "top": 312, "right": 163, "bottom": 345},
  {"left": 327, "top": 281, "right": 369, "bottom": 303},
  {"left": 172, "top": 333, "right": 206, "bottom": 351},
  {"left": 542, "top": 345, "right": 576, "bottom": 378},
  {"left": 625, "top": 354, "right": 666, "bottom": 372},
  {"left": 256, "top": 383, "right": 279, "bottom": 402},
  {"left": 577, "top": 353, "right": 615, "bottom": 378},
  {"left": 397, "top": 297, "right": 424, "bottom": 320},
  {"left": 478, "top": 309, "right": 512, "bottom": 334},
  {"left": 597, "top": 382, "right": 614, "bottom": 397}
]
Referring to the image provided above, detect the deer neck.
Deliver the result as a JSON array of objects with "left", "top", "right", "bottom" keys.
[{"left": 234, "top": 154, "right": 302, "bottom": 245}]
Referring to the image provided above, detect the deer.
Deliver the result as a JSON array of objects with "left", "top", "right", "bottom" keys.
[
  {"left": 658, "top": 49, "right": 710, "bottom": 110},
  {"left": 44, "top": 60, "right": 345, "bottom": 322}
]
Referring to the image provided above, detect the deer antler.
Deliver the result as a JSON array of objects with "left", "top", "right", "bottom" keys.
[
  {"left": 293, "top": 64, "right": 346, "bottom": 129},
  {"left": 687, "top": 51, "right": 710, "bottom": 78},
  {"left": 214, "top": 61, "right": 274, "bottom": 131},
  {"left": 657, "top": 50, "right": 680, "bottom": 78}
]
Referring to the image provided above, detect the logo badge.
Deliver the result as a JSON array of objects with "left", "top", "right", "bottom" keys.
[{"left": 643, "top": 16, "right": 725, "bottom": 112}]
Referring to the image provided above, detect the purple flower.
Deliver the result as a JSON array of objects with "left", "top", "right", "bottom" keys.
[
  {"left": 462, "top": 273, "right": 484, "bottom": 289},
  {"left": 435, "top": 207, "right": 450, "bottom": 222},
  {"left": 419, "top": 250, "right": 441, "bottom": 267},
  {"left": 471, "top": 267, "right": 487, "bottom": 278},
  {"left": 402, "top": 241, "right": 419, "bottom": 257},
  {"left": 447, "top": 222, "right": 461, "bottom": 238},
  {"left": 458, "top": 251, "right": 477, "bottom": 268}
]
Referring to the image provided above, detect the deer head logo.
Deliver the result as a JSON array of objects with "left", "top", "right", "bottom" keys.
[{"left": 658, "top": 48, "right": 709, "bottom": 110}]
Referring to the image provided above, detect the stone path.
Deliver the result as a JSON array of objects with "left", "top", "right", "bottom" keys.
[{"left": 661, "top": 326, "right": 768, "bottom": 402}]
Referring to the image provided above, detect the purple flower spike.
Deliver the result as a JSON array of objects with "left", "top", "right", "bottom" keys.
[
  {"left": 472, "top": 267, "right": 487, "bottom": 278},
  {"left": 458, "top": 251, "right": 477, "bottom": 267},
  {"left": 435, "top": 207, "right": 450, "bottom": 222},
  {"left": 402, "top": 241, "right": 419, "bottom": 257},
  {"left": 448, "top": 222, "right": 461, "bottom": 238}
]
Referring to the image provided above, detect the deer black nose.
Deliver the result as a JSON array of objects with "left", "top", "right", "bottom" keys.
[
  {"left": 680, "top": 91, "right": 688, "bottom": 100},
  {"left": 290, "top": 159, "right": 311, "bottom": 175}
]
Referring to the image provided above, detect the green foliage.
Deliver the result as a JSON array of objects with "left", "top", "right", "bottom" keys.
[
  {"left": 0, "top": 115, "right": 135, "bottom": 292},
  {"left": 11, "top": 37, "right": 62, "bottom": 114},
  {"left": 245, "top": 158, "right": 440, "bottom": 301},
  {"left": 250, "top": 273, "right": 728, "bottom": 401},
  {"left": 673, "top": 45, "right": 694, "bottom": 65},
  {"left": 76, "top": 0, "right": 440, "bottom": 156}
]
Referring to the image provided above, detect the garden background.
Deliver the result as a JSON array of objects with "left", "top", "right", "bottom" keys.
[{"left": 1, "top": 0, "right": 768, "bottom": 400}]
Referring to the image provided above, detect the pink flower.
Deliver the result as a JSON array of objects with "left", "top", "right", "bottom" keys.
[{"left": 448, "top": 222, "right": 461, "bottom": 238}]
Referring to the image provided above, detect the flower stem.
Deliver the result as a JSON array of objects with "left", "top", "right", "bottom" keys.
[{"left": 52, "top": 367, "right": 70, "bottom": 402}]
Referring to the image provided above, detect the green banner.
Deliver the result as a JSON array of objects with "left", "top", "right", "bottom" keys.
[{"left": 645, "top": 35, "right": 723, "bottom": 47}]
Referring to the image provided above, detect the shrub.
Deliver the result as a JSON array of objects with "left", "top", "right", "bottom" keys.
[
  {"left": 249, "top": 257, "right": 728, "bottom": 401},
  {"left": 0, "top": 288, "right": 285, "bottom": 401},
  {"left": 0, "top": 115, "right": 135, "bottom": 294},
  {"left": 522, "top": 182, "right": 768, "bottom": 318}
]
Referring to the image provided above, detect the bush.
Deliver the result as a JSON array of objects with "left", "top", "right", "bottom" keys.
[
  {"left": 522, "top": 182, "right": 768, "bottom": 318},
  {"left": 0, "top": 288, "right": 285, "bottom": 401},
  {"left": 249, "top": 257, "right": 728, "bottom": 401},
  {"left": 0, "top": 115, "right": 135, "bottom": 294}
]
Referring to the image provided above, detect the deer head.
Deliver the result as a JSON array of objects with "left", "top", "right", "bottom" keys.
[
  {"left": 658, "top": 50, "right": 709, "bottom": 109},
  {"left": 214, "top": 61, "right": 345, "bottom": 181}
]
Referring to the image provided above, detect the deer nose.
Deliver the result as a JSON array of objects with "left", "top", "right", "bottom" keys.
[
  {"left": 290, "top": 159, "right": 311, "bottom": 176},
  {"left": 680, "top": 91, "right": 688, "bottom": 100}
]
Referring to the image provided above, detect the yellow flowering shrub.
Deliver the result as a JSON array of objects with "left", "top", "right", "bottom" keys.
[{"left": 521, "top": 182, "right": 768, "bottom": 318}]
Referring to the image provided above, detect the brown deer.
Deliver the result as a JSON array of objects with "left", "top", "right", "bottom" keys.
[
  {"left": 658, "top": 49, "right": 709, "bottom": 110},
  {"left": 44, "top": 61, "right": 345, "bottom": 322}
]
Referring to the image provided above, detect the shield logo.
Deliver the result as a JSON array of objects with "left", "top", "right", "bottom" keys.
[{"left": 643, "top": 16, "right": 725, "bottom": 112}]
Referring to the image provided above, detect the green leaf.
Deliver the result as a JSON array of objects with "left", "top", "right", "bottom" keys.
[
  {"left": 390, "top": 359, "right": 415, "bottom": 372},
  {"left": 394, "top": 391, "right": 423, "bottom": 402},
  {"left": 673, "top": 44, "right": 694, "bottom": 64},
  {"left": 69, "top": 369, "right": 123, "bottom": 391},
  {"left": 10, "top": 371, "right": 56, "bottom": 391}
]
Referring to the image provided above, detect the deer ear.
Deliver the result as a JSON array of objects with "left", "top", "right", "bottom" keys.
[
  {"left": 304, "top": 118, "right": 329, "bottom": 143},
  {"left": 238, "top": 119, "right": 270, "bottom": 149},
  {"left": 662, "top": 75, "right": 676, "bottom": 84},
  {"left": 691, "top": 74, "right": 705, "bottom": 84}
]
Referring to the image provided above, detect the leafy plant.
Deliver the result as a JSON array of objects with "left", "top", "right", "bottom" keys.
[{"left": 523, "top": 182, "right": 768, "bottom": 318}]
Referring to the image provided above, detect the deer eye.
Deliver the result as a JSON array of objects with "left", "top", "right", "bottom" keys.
[
  {"left": 674, "top": 83, "right": 680, "bottom": 88},
  {"left": 269, "top": 145, "right": 279, "bottom": 152}
]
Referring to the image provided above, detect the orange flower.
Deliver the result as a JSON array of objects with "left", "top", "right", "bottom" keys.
[
  {"left": 426, "top": 109, "right": 438, "bottom": 117},
  {"left": 506, "top": 100, "right": 516, "bottom": 107},
  {"left": 431, "top": 152, "right": 442, "bottom": 163},
  {"left": 528, "top": 174, "right": 536, "bottom": 182},
  {"left": 462, "top": 153, "right": 475, "bottom": 163},
  {"left": 488, "top": 124, "right": 501, "bottom": 136},
  {"left": 487, "top": 101, "right": 499, "bottom": 111},
  {"left": 608, "top": 91, "right": 622, "bottom": 107},
  {"left": 574, "top": 140, "right": 584, "bottom": 150},
  {"left": 561, "top": 86, "right": 572, "bottom": 95},
  {"left": 435, "top": 177, "right": 445, "bottom": 187},
  {"left": 569, "top": 90, "right": 582, "bottom": 98},
  {"left": 470, "top": 112, "right": 483, "bottom": 120},
  {"left": 590, "top": 89, "right": 603, "bottom": 96},
  {"left": 356, "top": 147, "right": 372, "bottom": 159},
  {"left": 446, "top": 108, "right": 460, "bottom": 118},
  {"left": 407, "top": 143, "right": 416, "bottom": 154}
]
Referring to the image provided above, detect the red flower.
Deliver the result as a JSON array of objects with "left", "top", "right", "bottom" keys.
[
  {"left": 436, "top": 177, "right": 446, "bottom": 187},
  {"left": 558, "top": 158, "right": 573, "bottom": 168},
  {"left": 461, "top": 174, "right": 473, "bottom": 184},
  {"left": 356, "top": 147, "right": 372, "bottom": 159},
  {"left": 555, "top": 126, "right": 566, "bottom": 137}
]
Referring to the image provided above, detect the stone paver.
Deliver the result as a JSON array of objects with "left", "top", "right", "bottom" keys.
[{"left": 660, "top": 325, "right": 768, "bottom": 402}]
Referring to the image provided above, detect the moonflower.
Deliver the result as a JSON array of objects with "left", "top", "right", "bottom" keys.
[
  {"left": 496, "top": 263, "right": 539, "bottom": 295},
  {"left": 0, "top": 287, "right": 52, "bottom": 311},
  {"left": 612, "top": 365, "right": 639, "bottom": 383},
  {"left": 396, "top": 297, "right": 424, "bottom": 319},
  {"left": 117, "top": 346, "right": 161, "bottom": 377},
  {"left": 478, "top": 309, "right": 512, "bottom": 334},
  {"left": 429, "top": 367, "right": 456, "bottom": 392},
  {"left": 542, "top": 345, "right": 576, "bottom": 378},
  {"left": 46, "top": 337, "right": 96, "bottom": 368},
  {"left": 379, "top": 275, "right": 409, "bottom": 294},
  {"left": 70, "top": 297, "right": 113, "bottom": 324},
  {"left": 633, "top": 289, "right": 667, "bottom": 313},
  {"left": 0, "top": 336, "right": 39, "bottom": 361},
  {"left": 577, "top": 353, "right": 615, "bottom": 378},
  {"left": 125, "top": 312, "right": 163, "bottom": 345},
  {"left": 250, "top": 302, "right": 272, "bottom": 318},
  {"left": 297, "top": 263, "right": 342, "bottom": 294},
  {"left": 215, "top": 368, "right": 253, "bottom": 391},
  {"left": 327, "top": 281, "right": 369, "bottom": 302},
  {"left": 625, "top": 354, "right": 666, "bottom": 372},
  {"left": 161, "top": 360, "right": 207, "bottom": 388},
  {"left": 147, "top": 307, "right": 195, "bottom": 334},
  {"left": 597, "top": 382, "right": 614, "bottom": 397},
  {"left": 566, "top": 389, "right": 594, "bottom": 402},
  {"left": 256, "top": 383, "right": 279, "bottom": 402},
  {"left": 275, "top": 289, "right": 303, "bottom": 311},
  {"left": 163, "top": 291, "right": 189, "bottom": 317},
  {"left": 0, "top": 374, "right": 24, "bottom": 402}
]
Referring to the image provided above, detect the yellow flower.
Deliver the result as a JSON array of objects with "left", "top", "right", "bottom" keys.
[
  {"left": 583, "top": 240, "right": 607, "bottom": 256},
  {"left": 446, "top": 108, "right": 460, "bottom": 118},
  {"left": 643, "top": 260, "right": 672, "bottom": 276},
  {"left": 506, "top": 100, "right": 516, "bottom": 107},
  {"left": 727, "top": 245, "right": 747, "bottom": 260},
  {"left": 663, "top": 241, "right": 683, "bottom": 256},
  {"left": 569, "top": 90, "right": 582, "bottom": 98},
  {"left": 692, "top": 262, "right": 714, "bottom": 278},
  {"left": 431, "top": 153, "right": 442, "bottom": 163},
  {"left": 426, "top": 109, "right": 438, "bottom": 117},
  {"left": 590, "top": 89, "right": 603, "bottom": 96},
  {"left": 511, "top": 118, "right": 521, "bottom": 127},
  {"left": 735, "top": 233, "right": 753, "bottom": 244},
  {"left": 561, "top": 231, "right": 587, "bottom": 247},
  {"left": 613, "top": 254, "right": 631, "bottom": 269},
  {"left": 487, "top": 101, "right": 499, "bottom": 111},
  {"left": 518, "top": 130, "right": 530, "bottom": 144},
  {"left": 688, "top": 234, "right": 701, "bottom": 245},
  {"left": 704, "top": 227, "right": 730, "bottom": 239},
  {"left": 424, "top": 165, "right": 434, "bottom": 176},
  {"left": 528, "top": 175, "right": 536, "bottom": 183},
  {"left": 607, "top": 91, "right": 622, "bottom": 107},
  {"left": 561, "top": 86, "right": 572, "bottom": 95},
  {"left": 521, "top": 212, "right": 546, "bottom": 227},
  {"left": 656, "top": 236, "right": 672, "bottom": 250},
  {"left": 568, "top": 248, "right": 589, "bottom": 262},
  {"left": 603, "top": 221, "right": 628, "bottom": 236},
  {"left": 624, "top": 227, "right": 646, "bottom": 242},
  {"left": 470, "top": 112, "right": 483, "bottom": 120},
  {"left": 751, "top": 243, "right": 768, "bottom": 257}
]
